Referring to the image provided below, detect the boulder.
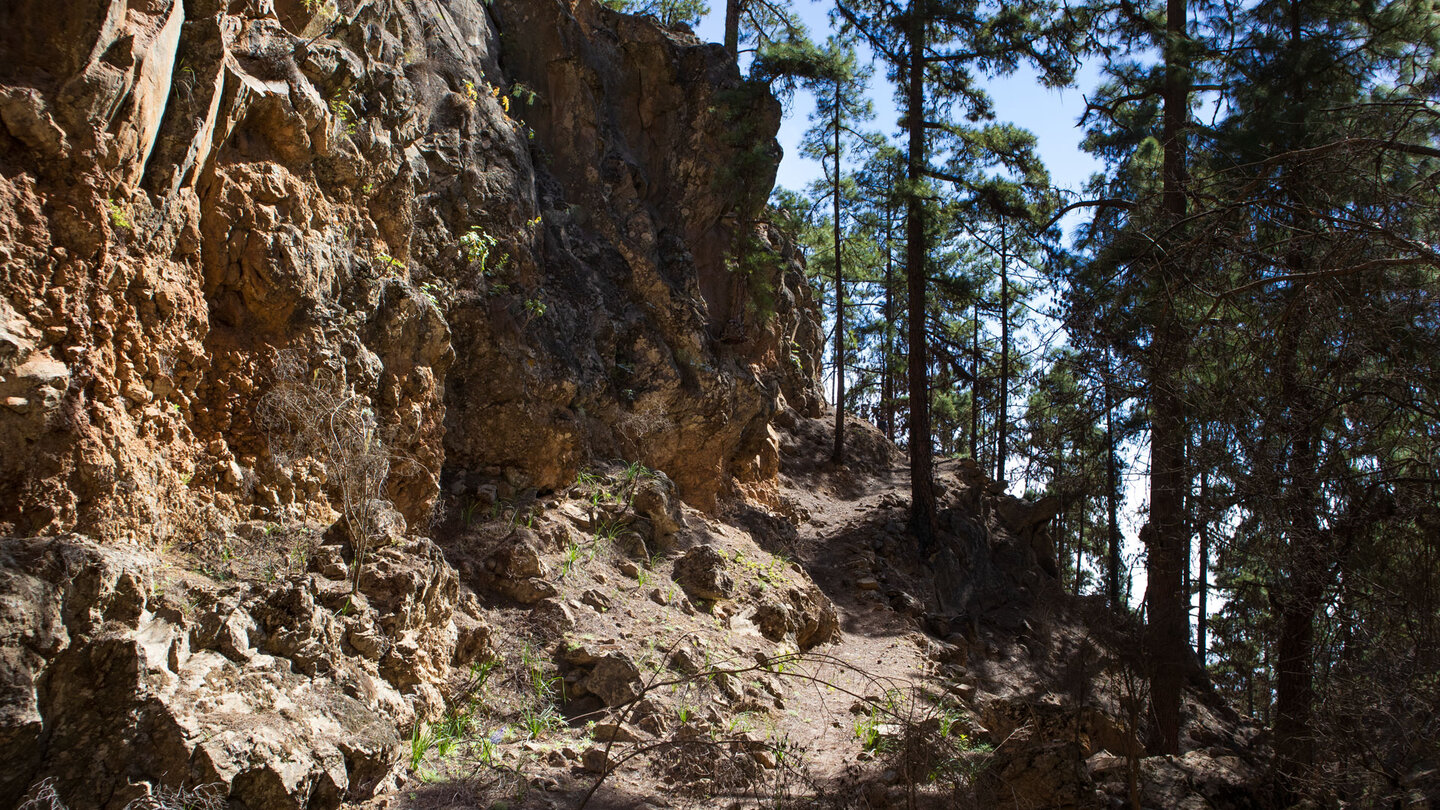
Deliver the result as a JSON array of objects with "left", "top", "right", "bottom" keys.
[
  {"left": 583, "top": 653, "right": 645, "bottom": 708},
  {"left": 672, "top": 545, "right": 735, "bottom": 602},
  {"left": 0, "top": 535, "right": 485, "bottom": 809}
]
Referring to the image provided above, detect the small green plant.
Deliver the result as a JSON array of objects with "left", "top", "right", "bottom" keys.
[
  {"left": 418, "top": 281, "right": 444, "bottom": 307},
  {"left": 594, "top": 517, "right": 627, "bottom": 543},
  {"left": 476, "top": 729, "right": 503, "bottom": 766},
  {"left": 727, "top": 712, "right": 757, "bottom": 735},
  {"left": 409, "top": 724, "right": 436, "bottom": 770},
  {"left": 434, "top": 709, "right": 472, "bottom": 758},
  {"left": 510, "top": 82, "right": 540, "bottom": 107},
  {"left": 766, "top": 655, "right": 792, "bottom": 675},
  {"left": 520, "top": 704, "right": 563, "bottom": 739},
  {"left": 470, "top": 656, "right": 500, "bottom": 689},
  {"left": 519, "top": 643, "right": 561, "bottom": 703},
  {"left": 375, "top": 252, "right": 405, "bottom": 272},
  {"left": 854, "top": 713, "right": 884, "bottom": 752},
  {"left": 328, "top": 95, "right": 357, "bottom": 134},
  {"left": 458, "top": 497, "right": 482, "bottom": 526},
  {"left": 459, "top": 226, "right": 504, "bottom": 272},
  {"left": 621, "top": 460, "right": 654, "bottom": 488},
  {"left": 559, "top": 540, "right": 586, "bottom": 580},
  {"left": 106, "top": 200, "right": 131, "bottom": 230},
  {"left": 854, "top": 690, "right": 906, "bottom": 753}
]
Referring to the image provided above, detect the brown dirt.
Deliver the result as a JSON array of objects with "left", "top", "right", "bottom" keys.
[{"left": 369, "top": 410, "right": 1260, "bottom": 810}]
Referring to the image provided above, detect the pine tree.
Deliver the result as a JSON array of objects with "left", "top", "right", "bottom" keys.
[
  {"left": 1073, "top": 0, "right": 1201, "bottom": 753},
  {"left": 836, "top": 0, "right": 1075, "bottom": 547},
  {"left": 798, "top": 38, "right": 874, "bottom": 465},
  {"left": 852, "top": 144, "right": 908, "bottom": 443},
  {"left": 1190, "top": 0, "right": 1440, "bottom": 791},
  {"left": 723, "top": 0, "right": 808, "bottom": 59},
  {"left": 1079, "top": 0, "right": 1440, "bottom": 777}
]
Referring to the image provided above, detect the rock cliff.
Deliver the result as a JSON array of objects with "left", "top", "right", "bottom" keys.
[
  {"left": 0, "top": 0, "right": 821, "bottom": 546},
  {"left": 0, "top": 0, "right": 822, "bottom": 805}
]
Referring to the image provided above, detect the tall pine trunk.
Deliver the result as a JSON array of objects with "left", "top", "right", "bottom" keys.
[
  {"left": 970, "top": 307, "right": 980, "bottom": 464},
  {"left": 1274, "top": 578, "right": 1323, "bottom": 800},
  {"left": 882, "top": 192, "right": 895, "bottom": 443},
  {"left": 724, "top": 0, "right": 741, "bottom": 56},
  {"left": 1105, "top": 356, "right": 1123, "bottom": 611},
  {"left": 905, "top": 0, "right": 936, "bottom": 548},
  {"left": 997, "top": 222, "right": 1009, "bottom": 484},
  {"left": 1271, "top": 298, "right": 1325, "bottom": 801},
  {"left": 832, "top": 80, "right": 846, "bottom": 465},
  {"left": 1145, "top": 0, "right": 1191, "bottom": 756}
]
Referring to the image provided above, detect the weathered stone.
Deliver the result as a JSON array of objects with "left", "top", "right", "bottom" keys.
[
  {"left": 890, "top": 590, "right": 925, "bottom": 616},
  {"left": 673, "top": 545, "right": 735, "bottom": 601},
  {"left": 581, "top": 747, "right": 611, "bottom": 774},
  {"left": 0, "top": 536, "right": 472, "bottom": 809},
  {"left": 630, "top": 474, "right": 685, "bottom": 542},
  {"left": 583, "top": 653, "right": 644, "bottom": 707},
  {"left": 581, "top": 588, "right": 612, "bottom": 613},
  {"left": 484, "top": 530, "right": 549, "bottom": 580},
  {"left": 590, "top": 722, "right": 642, "bottom": 743},
  {"left": 530, "top": 598, "right": 576, "bottom": 633}
]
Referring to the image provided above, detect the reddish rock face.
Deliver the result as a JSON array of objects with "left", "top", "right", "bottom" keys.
[
  {"left": 0, "top": 1, "right": 824, "bottom": 805},
  {"left": 0, "top": 0, "right": 821, "bottom": 544}
]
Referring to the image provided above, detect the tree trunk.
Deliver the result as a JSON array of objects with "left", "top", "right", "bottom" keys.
[
  {"left": 1145, "top": 0, "right": 1190, "bottom": 756},
  {"left": 997, "top": 222, "right": 1009, "bottom": 484},
  {"left": 1273, "top": 584, "right": 1322, "bottom": 801},
  {"left": 832, "top": 80, "right": 846, "bottom": 465},
  {"left": 905, "top": 0, "right": 936, "bottom": 548},
  {"left": 1105, "top": 357, "right": 1123, "bottom": 611},
  {"left": 724, "top": 0, "right": 741, "bottom": 57},
  {"left": 1271, "top": 303, "right": 1326, "bottom": 801},
  {"left": 882, "top": 178, "right": 896, "bottom": 443},
  {"left": 1196, "top": 463, "right": 1209, "bottom": 664},
  {"left": 970, "top": 305, "right": 980, "bottom": 464}
]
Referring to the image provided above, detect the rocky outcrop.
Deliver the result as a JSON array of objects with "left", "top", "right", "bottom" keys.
[
  {"left": 0, "top": 0, "right": 823, "bottom": 805},
  {"left": 0, "top": 0, "right": 820, "bottom": 546},
  {"left": 673, "top": 544, "right": 737, "bottom": 602},
  {"left": 0, "top": 534, "right": 490, "bottom": 809},
  {"left": 442, "top": 0, "right": 820, "bottom": 509}
]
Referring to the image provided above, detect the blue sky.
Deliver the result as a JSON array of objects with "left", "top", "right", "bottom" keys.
[{"left": 692, "top": 1, "right": 1104, "bottom": 240}]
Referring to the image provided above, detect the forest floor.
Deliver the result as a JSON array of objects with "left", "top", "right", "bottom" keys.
[{"left": 373, "top": 411, "right": 1259, "bottom": 810}]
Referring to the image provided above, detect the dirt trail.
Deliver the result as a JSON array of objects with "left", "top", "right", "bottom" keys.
[{"left": 391, "top": 415, "right": 1047, "bottom": 809}]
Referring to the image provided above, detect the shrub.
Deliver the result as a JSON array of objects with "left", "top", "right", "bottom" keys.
[{"left": 258, "top": 352, "right": 392, "bottom": 596}]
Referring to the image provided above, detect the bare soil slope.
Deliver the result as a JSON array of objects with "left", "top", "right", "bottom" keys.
[{"left": 380, "top": 409, "right": 1266, "bottom": 810}]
